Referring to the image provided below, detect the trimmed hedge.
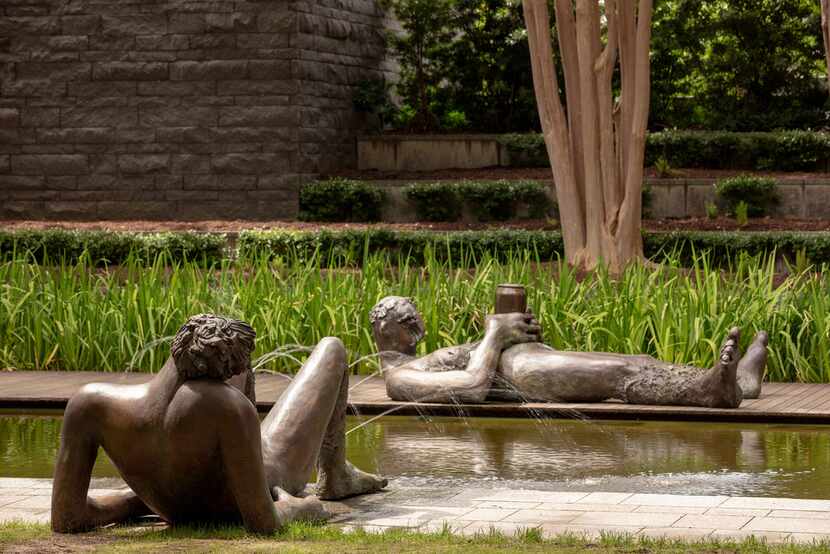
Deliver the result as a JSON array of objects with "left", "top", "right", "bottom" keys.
[
  {"left": 299, "top": 178, "right": 385, "bottom": 222},
  {"left": 714, "top": 176, "right": 780, "bottom": 217},
  {"left": 499, "top": 130, "right": 830, "bottom": 171},
  {"left": 4, "top": 228, "right": 830, "bottom": 268},
  {"left": 238, "top": 229, "right": 830, "bottom": 267},
  {"left": 0, "top": 230, "right": 227, "bottom": 265},
  {"left": 405, "top": 180, "right": 553, "bottom": 222}
]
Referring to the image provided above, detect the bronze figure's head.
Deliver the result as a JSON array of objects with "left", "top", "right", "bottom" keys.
[
  {"left": 369, "top": 296, "right": 425, "bottom": 356},
  {"left": 171, "top": 314, "right": 256, "bottom": 380}
]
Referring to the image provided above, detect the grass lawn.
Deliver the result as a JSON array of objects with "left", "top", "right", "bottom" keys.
[{"left": 1, "top": 521, "right": 828, "bottom": 553}]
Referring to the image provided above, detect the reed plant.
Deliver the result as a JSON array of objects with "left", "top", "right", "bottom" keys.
[{"left": 1, "top": 247, "right": 828, "bottom": 383}]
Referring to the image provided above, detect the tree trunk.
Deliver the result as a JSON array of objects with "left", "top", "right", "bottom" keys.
[
  {"left": 522, "top": 0, "right": 652, "bottom": 273},
  {"left": 822, "top": 0, "right": 830, "bottom": 91}
]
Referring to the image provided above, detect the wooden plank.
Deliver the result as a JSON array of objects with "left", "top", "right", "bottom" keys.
[{"left": 2, "top": 372, "right": 830, "bottom": 423}]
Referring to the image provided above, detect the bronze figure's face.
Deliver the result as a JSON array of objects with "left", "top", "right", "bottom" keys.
[
  {"left": 171, "top": 314, "right": 256, "bottom": 380},
  {"left": 369, "top": 297, "right": 425, "bottom": 356}
]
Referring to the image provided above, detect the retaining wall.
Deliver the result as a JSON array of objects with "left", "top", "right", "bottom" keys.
[
  {"left": 0, "top": 0, "right": 395, "bottom": 220},
  {"left": 370, "top": 178, "right": 828, "bottom": 221}
]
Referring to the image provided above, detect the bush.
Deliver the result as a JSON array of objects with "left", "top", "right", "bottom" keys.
[
  {"left": 238, "top": 229, "right": 830, "bottom": 268},
  {"left": 405, "top": 180, "right": 553, "bottom": 222},
  {"left": 715, "top": 176, "right": 780, "bottom": 217},
  {"left": 299, "top": 178, "right": 386, "bottom": 222},
  {"left": 500, "top": 131, "right": 830, "bottom": 172},
  {"left": 405, "top": 182, "right": 464, "bottom": 221},
  {"left": 0, "top": 230, "right": 226, "bottom": 265}
]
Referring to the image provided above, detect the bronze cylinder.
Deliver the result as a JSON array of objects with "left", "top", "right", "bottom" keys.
[{"left": 495, "top": 284, "right": 527, "bottom": 314}]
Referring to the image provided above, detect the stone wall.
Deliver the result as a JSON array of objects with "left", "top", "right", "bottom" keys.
[{"left": 0, "top": 0, "right": 395, "bottom": 220}]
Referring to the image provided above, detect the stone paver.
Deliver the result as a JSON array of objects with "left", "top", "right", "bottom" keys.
[{"left": 1, "top": 478, "right": 829, "bottom": 543}]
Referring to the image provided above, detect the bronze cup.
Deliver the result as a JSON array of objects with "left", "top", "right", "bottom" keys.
[{"left": 495, "top": 284, "right": 527, "bottom": 314}]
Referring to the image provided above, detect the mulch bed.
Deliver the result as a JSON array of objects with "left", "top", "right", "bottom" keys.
[
  {"left": 330, "top": 167, "right": 830, "bottom": 182},
  {"left": 2, "top": 217, "right": 830, "bottom": 233}
]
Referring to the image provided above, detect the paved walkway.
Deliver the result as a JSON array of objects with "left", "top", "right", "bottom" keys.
[
  {"left": 3, "top": 371, "right": 830, "bottom": 423},
  {"left": 2, "top": 478, "right": 828, "bottom": 543}
]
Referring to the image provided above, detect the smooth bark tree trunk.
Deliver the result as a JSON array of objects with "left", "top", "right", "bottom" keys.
[
  {"left": 522, "top": 0, "right": 653, "bottom": 273},
  {"left": 822, "top": 0, "right": 830, "bottom": 91}
]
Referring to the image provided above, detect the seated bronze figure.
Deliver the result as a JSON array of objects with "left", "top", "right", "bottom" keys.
[
  {"left": 52, "top": 314, "right": 386, "bottom": 534},
  {"left": 370, "top": 296, "right": 768, "bottom": 408}
]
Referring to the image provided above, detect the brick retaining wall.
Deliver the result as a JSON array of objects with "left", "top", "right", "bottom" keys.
[{"left": 0, "top": 0, "right": 395, "bottom": 220}]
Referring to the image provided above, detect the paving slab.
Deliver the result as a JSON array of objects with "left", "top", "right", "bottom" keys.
[{"left": 1, "top": 479, "right": 829, "bottom": 544}]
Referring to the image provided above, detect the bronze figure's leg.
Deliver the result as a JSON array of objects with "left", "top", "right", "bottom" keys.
[
  {"left": 51, "top": 394, "right": 151, "bottom": 533},
  {"left": 736, "top": 331, "right": 769, "bottom": 399},
  {"left": 260, "top": 337, "right": 387, "bottom": 500}
]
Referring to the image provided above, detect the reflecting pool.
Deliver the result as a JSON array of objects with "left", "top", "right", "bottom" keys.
[{"left": 2, "top": 411, "right": 828, "bottom": 499}]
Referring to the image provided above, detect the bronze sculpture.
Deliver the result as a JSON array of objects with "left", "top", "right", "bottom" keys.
[
  {"left": 52, "top": 314, "right": 386, "bottom": 534},
  {"left": 370, "top": 296, "right": 768, "bottom": 408}
]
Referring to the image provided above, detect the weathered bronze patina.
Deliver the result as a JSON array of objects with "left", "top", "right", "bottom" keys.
[
  {"left": 371, "top": 295, "right": 767, "bottom": 408},
  {"left": 52, "top": 314, "right": 386, "bottom": 534}
]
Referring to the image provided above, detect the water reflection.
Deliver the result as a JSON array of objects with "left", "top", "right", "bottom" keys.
[{"left": 1, "top": 412, "right": 828, "bottom": 499}]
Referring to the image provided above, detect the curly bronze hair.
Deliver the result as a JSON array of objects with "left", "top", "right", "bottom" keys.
[{"left": 171, "top": 314, "right": 256, "bottom": 380}]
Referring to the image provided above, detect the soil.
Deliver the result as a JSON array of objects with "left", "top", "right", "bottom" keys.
[
  {"left": 330, "top": 166, "right": 830, "bottom": 182},
  {"left": 2, "top": 217, "right": 830, "bottom": 234}
]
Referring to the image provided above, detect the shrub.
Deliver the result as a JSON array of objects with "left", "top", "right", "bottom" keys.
[
  {"left": 501, "top": 130, "right": 830, "bottom": 171},
  {"left": 705, "top": 202, "right": 718, "bottom": 219},
  {"left": 405, "top": 180, "right": 553, "bottom": 222},
  {"left": 405, "top": 182, "right": 464, "bottom": 221},
  {"left": 298, "top": 178, "right": 385, "bottom": 222},
  {"left": 0, "top": 230, "right": 226, "bottom": 265},
  {"left": 735, "top": 201, "right": 749, "bottom": 226},
  {"left": 715, "top": 176, "right": 780, "bottom": 217}
]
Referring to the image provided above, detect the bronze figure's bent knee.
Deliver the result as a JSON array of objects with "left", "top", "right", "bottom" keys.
[
  {"left": 51, "top": 314, "right": 386, "bottom": 534},
  {"left": 370, "top": 295, "right": 768, "bottom": 409}
]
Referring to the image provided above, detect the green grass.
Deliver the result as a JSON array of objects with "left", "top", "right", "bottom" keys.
[
  {"left": 1, "top": 248, "right": 829, "bottom": 383},
  {"left": 1, "top": 521, "right": 829, "bottom": 553}
]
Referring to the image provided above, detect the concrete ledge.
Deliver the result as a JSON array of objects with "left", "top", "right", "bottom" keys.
[{"left": 358, "top": 135, "right": 510, "bottom": 171}]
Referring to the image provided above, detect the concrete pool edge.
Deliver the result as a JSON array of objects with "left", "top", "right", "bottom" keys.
[
  {"left": 1, "top": 478, "right": 829, "bottom": 543},
  {"left": 2, "top": 372, "right": 830, "bottom": 424}
]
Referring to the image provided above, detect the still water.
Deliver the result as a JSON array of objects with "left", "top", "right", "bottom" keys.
[{"left": 2, "top": 411, "right": 828, "bottom": 499}]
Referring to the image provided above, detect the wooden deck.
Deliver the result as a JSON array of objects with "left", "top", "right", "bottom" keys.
[{"left": 2, "top": 371, "right": 830, "bottom": 423}]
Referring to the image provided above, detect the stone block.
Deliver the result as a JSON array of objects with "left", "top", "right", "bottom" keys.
[
  {"left": 60, "top": 15, "right": 100, "bottom": 35},
  {"left": 101, "top": 15, "right": 167, "bottom": 36},
  {"left": 93, "top": 62, "right": 168, "bottom": 81},
  {"left": 117, "top": 154, "right": 169, "bottom": 174},
  {"left": 0, "top": 155, "right": 9, "bottom": 174},
  {"left": 236, "top": 33, "right": 290, "bottom": 49},
  {"left": 0, "top": 16, "right": 60, "bottom": 36},
  {"left": 168, "top": 13, "right": 206, "bottom": 34},
  {"left": 115, "top": 128, "right": 155, "bottom": 143},
  {"left": 217, "top": 80, "right": 296, "bottom": 95},
  {"left": 188, "top": 34, "right": 237, "bottom": 49},
  {"left": 205, "top": 13, "right": 256, "bottom": 32},
  {"left": 171, "top": 154, "right": 211, "bottom": 174},
  {"left": 0, "top": 109, "right": 20, "bottom": 128},
  {"left": 62, "top": 107, "right": 137, "bottom": 128},
  {"left": 96, "top": 201, "right": 169, "bottom": 220},
  {"left": 257, "top": 11, "right": 294, "bottom": 32},
  {"left": 37, "top": 127, "right": 113, "bottom": 143},
  {"left": 15, "top": 62, "right": 91, "bottom": 81},
  {"left": 135, "top": 34, "right": 190, "bottom": 51},
  {"left": 218, "top": 106, "right": 297, "bottom": 127},
  {"left": 248, "top": 60, "right": 291, "bottom": 79},
  {"left": 69, "top": 81, "right": 137, "bottom": 97},
  {"left": 12, "top": 154, "right": 88, "bottom": 175},
  {"left": 136, "top": 81, "right": 215, "bottom": 96},
  {"left": 139, "top": 107, "right": 217, "bottom": 127},
  {"left": 44, "top": 201, "right": 97, "bottom": 218},
  {"left": 212, "top": 153, "right": 291, "bottom": 174},
  {"left": 155, "top": 126, "right": 215, "bottom": 143},
  {"left": 170, "top": 60, "right": 248, "bottom": 81},
  {"left": 0, "top": 175, "right": 45, "bottom": 188}
]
